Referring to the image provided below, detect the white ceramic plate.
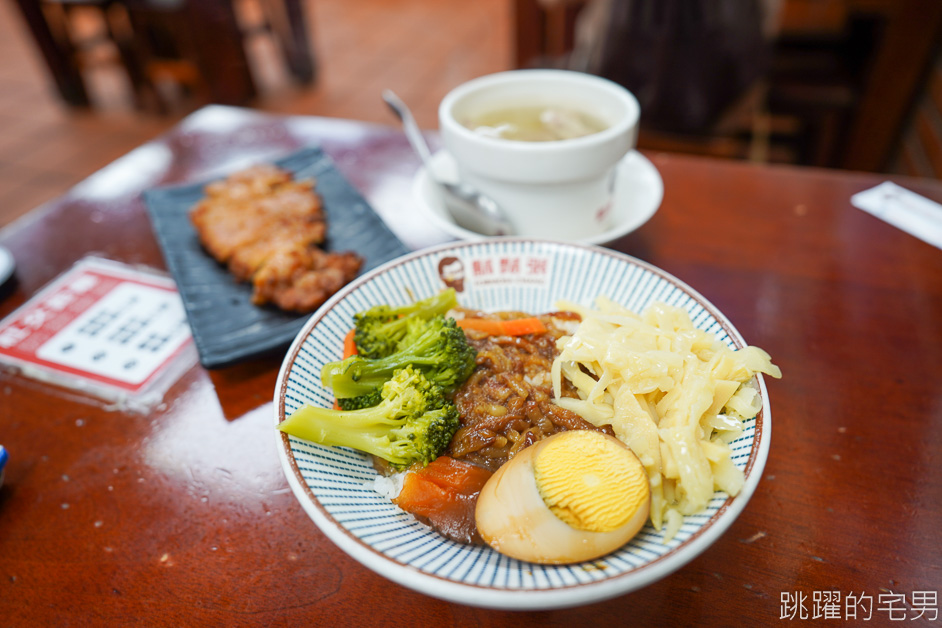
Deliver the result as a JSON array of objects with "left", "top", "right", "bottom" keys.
[
  {"left": 274, "top": 239, "right": 771, "bottom": 610},
  {"left": 413, "top": 150, "right": 663, "bottom": 245}
]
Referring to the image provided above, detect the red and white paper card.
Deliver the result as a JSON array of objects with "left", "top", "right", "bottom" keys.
[{"left": 0, "top": 257, "right": 194, "bottom": 402}]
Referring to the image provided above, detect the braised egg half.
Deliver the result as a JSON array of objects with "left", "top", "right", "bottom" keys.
[{"left": 475, "top": 430, "right": 650, "bottom": 564}]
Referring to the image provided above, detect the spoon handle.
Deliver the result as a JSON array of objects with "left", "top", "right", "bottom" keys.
[{"left": 382, "top": 90, "right": 435, "bottom": 165}]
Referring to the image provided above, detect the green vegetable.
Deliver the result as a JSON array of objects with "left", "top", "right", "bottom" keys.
[
  {"left": 353, "top": 288, "right": 459, "bottom": 359},
  {"left": 336, "top": 388, "right": 383, "bottom": 411},
  {"left": 279, "top": 366, "right": 460, "bottom": 469},
  {"left": 322, "top": 315, "right": 476, "bottom": 400}
]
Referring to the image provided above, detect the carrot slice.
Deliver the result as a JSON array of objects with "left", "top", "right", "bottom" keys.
[
  {"left": 456, "top": 317, "right": 547, "bottom": 336},
  {"left": 332, "top": 329, "right": 359, "bottom": 409},
  {"left": 342, "top": 328, "right": 358, "bottom": 359},
  {"left": 393, "top": 457, "right": 493, "bottom": 544},
  {"left": 408, "top": 456, "right": 493, "bottom": 496},
  {"left": 393, "top": 473, "right": 454, "bottom": 518}
]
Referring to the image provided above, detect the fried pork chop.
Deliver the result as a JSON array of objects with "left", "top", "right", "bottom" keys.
[{"left": 190, "top": 164, "right": 363, "bottom": 313}]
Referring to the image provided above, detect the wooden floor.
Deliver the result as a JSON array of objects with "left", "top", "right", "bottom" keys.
[{"left": 0, "top": 0, "right": 513, "bottom": 230}]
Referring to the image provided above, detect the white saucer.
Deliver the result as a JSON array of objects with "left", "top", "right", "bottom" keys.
[
  {"left": 0, "top": 246, "right": 14, "bottom": 286},
  {"left": 413, "top": 150, "right": 663, "bottom": 245}
]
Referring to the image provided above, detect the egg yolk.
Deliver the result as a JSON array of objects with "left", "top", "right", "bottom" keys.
[{"left": 533, "top": 430, "right": 648, "bottom": 533}]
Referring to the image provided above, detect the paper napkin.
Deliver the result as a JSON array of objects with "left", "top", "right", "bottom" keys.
[{"left": 851, "top": 181, "right": 942, "bottom": 250}]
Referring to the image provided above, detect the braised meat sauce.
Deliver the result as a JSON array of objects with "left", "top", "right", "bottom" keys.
[{"left": 447, "top": 309, "right": 614, "bottom": 472}]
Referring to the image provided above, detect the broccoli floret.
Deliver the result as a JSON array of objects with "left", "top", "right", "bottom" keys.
[
  {"left": 322, "top": 315, "right": 476, "bottom": 399},
  {"left": 336, "top": 388, "right": 382, "bottom": 411},
  {"left": 278, "top": 366, "right": 460, "bottom": 469},
  {"left": 354, "top": 288, "right": 459, "bottom": 358},
  {"left": 396, "top": 315, "right": 434, "bottom": 352}
]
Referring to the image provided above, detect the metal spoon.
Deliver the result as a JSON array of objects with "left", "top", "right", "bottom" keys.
[{"left": 382, "top": 90, "right": 516, "bottom": 236}]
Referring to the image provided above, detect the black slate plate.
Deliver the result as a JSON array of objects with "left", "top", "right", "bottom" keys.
[{"left": 144, "top": 146, "right": 409, "bottom": 369}]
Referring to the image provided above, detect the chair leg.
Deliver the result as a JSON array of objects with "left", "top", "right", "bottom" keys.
[
  {"left": 260, "top": 0, "right": 316, "bottom": 84},
  {"left": 185, "top": 0, "right": 258, "bottom": 104},
  {"left": 12, "top": 0, "right": 91, "bottom": 106},
  {"left": 125, "top": 1, "right": 257, "bottom": 108},
  {"left": 102, "top": 3, "right": 154, "bottom": 111}
]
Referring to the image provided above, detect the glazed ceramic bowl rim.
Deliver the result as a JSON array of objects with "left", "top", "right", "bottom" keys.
[
  {"left": 439, "top": 69, "right": 640, "bottom": 156},
  {"left": 274, "top": 238, "right": 772, "bottom": 610}
]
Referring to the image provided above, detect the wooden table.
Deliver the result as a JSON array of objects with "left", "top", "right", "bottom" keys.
[{"left": 1, "top": 106, "right": 940, "bottom": 625}]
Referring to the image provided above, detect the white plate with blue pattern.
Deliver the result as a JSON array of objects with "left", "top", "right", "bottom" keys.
[{"left": 274, "top": 239, "right": 772, "bottom": 610}]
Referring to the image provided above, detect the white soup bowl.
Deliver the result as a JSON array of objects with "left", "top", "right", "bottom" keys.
[{"left": 439, "top": 70, "right": 640, "bottom": 240}]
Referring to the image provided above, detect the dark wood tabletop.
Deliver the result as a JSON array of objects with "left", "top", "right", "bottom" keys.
[{"left": 1, "top": 105, "right": 940, "bottom": 626}]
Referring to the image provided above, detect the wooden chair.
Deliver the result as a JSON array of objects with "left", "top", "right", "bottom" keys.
[
  {"left": 13, "top": 0, "right": 316, "bottom": 112},
  {"left": 12, "top": 0, "right": 144, "bottom": 107},
  {"left": 120, "top": 0, "right": 256, "bottom": 111},
  {"left": 887, "top": 46, "right": 942, "bottom": 179},
  {"left": 242, "top": 0, "right": 316, "bottom": 84},
  {"left": 121, "top": 0, "right": 317, "bottom": 111}
]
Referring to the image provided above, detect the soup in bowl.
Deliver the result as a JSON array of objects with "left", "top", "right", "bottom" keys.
[
  {"left": 439, "top": 70, "right": 640, "bottom": 241},
  {"left": 461, "top": 105, "right": 609, "bottom": 142}
]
